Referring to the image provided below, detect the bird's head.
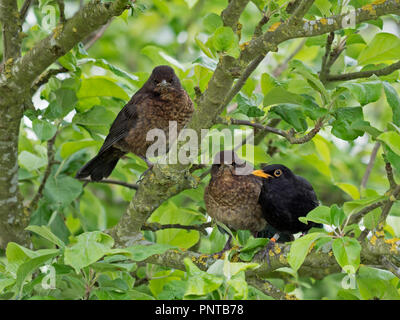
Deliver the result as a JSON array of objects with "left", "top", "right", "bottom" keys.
[
  {"left": 210, "top": 150, "right": 253, "bottom": 177},
  {"left": 251, "top": 164, "right": 294, "bottom": 182},
  {"left": 147, "top": 65, "right": 181, "bottom": 93}
]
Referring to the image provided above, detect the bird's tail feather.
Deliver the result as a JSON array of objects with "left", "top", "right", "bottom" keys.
[{"left": 75, "top": 148, "right": 125, "bottom": 181}]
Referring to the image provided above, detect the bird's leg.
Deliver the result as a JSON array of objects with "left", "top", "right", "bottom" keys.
[
  {"left": 260, "top": 233, "right": 280, "bottom": 266},
  {"left": 137, "top": 156, "right": 154, "bottom": 182}
]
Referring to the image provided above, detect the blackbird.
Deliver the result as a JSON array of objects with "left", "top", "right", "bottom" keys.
[
  {"left": 204, "top": 150, "right": 271, "bottom": 252},
  {"left": 204, "top": 150, "right": 267, "bottom": 235},
  {"left": 76, "top": 65, "right": 194, "bottom": 181},
  {"left": 252, "top": 164, "right": 321, "bottom": 242}
]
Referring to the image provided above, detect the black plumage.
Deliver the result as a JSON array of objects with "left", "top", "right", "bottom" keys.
[{"left": 252, "top": 164, "right": 321, "bottom": 235}]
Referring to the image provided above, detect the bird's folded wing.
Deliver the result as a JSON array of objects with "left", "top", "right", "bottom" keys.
[{"left": 98, "top": 101, "right": 139, "bottom": 154}]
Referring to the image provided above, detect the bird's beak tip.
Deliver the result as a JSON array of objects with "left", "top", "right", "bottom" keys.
[{"left": 252, "top": 170, "right": 272, "bottom": 179}]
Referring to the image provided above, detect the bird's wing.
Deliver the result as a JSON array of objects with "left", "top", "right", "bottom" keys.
[
  {"left": 98, "top": 100, "right": 140, "bottom": 154},
  {"left": 295, "top": 175, "right": 319, "bottom": 207}
]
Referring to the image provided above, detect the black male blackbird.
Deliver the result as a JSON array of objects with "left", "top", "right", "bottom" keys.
[
  {"left": 252, "top": 164, "right": 321, "bottom": 242},
  {"left": 76, "top": 65, "right": 194, "bottom": 181}
]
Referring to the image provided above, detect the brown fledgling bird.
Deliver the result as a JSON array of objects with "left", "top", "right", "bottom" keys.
[
  {"left": 76, "top": 65, "right": 194, "bottom": 181},
  {"left": 204, "top": 151, "right": 267, "bottom": 250}
]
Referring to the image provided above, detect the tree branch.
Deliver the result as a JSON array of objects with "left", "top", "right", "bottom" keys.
[
  {"left": 327, "top": 61, "right": 400, "bottom": 82},
  {"left": 0, "top": 0, "right": 22, "bottom": 62},
  {"left": 78, "top": 178, "right": 139, "bottom": 190},
  {"left": 28, "top": 129, "right": 59, "bottom": 212},
  {"left": 19, "top": 0, "right": 33, "bottom": 22},
  {"left": 142, "top": 222, "right": 212, "bottom": 235},
  {"left": 361, "top": 142, "right": 381, "bottom": 190}
]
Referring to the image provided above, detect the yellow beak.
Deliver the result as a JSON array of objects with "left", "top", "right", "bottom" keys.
[{"left": 252, "top": 170, "right": 272, "bottom": 179}]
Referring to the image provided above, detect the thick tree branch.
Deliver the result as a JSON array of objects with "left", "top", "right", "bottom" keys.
[
  {"left": 0, "top": 0, "right": 22, "bottom": 62},
  {"left": 221, "top": 0, "right": 250, "bottom": 31},
  {"left": 139, "top": 236, "right": 399, "bottom": 281}
]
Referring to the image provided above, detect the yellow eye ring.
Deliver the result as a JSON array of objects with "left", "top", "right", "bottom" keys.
[{"left": 274, "top": 169, "right": 282, "bottom": 177}]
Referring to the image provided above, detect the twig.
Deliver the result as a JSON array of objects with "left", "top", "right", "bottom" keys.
[
  {"left": 348, "top": 201, "right": 385, "bottom": 226},
  {"left": 223, "top": 117, "right": 324, "bottom": 145},
  {"left": 327, "top": 61, "right": 400, "bottom": 82},
  {"left": 273, "top": 38, "right": 306, "bottom": 77},
  {"left": 142, "top": 222, "right": 212, "bottom": 235},
  {"left": 78, "top": 178, "right": 139, "bottom": 190},
  {"left": 378, "top": 185, "right": 400, "bottom": 228},
  {"left": 28, "top": 130, "right": 59, "bottom": 212},
  {"left": 361, "top": 142, "right": 381, "bottom": 190},
  {"left": 381, "top": 256, "right": 400, "bottom": 279},
  {"left": 84, "top": 20, "right": 112, "bottom": 50},
  {"left": 31, "top": 67, "right": 68, "bottom": 94},
  {"left": 385, "top": 159, "right": 397, "bottom": 189},
  {"left": 319, "top": 32, "right": 335, "bottom": 83},
  {"left": 57, "top": 0, "right": 66, "bottom": 23},
  {"left": 19, "top": 0, "right": 33, "bottom": 22}
]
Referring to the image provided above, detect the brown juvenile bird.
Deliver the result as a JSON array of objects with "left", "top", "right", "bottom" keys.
[
  {"left": 204, "top": 150, "right": 267, "bottom": 250},
  {"left": 76, "top": 65, "right": 194, "bottom": 181}
]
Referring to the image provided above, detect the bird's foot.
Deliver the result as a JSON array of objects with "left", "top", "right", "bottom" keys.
[
  {"left": 259, "top": 233, "right": 280, "bottom": 266},
  {"left": 137, "top": 157, "right": 154, "bottom": 182}
]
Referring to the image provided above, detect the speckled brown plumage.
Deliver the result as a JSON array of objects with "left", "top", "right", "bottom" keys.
[
  {"left": 204, "top": 151, "right": 267, "bottom": 233},
  {"left": 76, "top": 65, "right": 194, "bottom": 181}
]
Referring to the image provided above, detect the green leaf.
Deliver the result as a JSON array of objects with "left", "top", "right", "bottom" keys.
[
  {"left": 339, "top": 81, "right": 382, "bottom": 106},
  {"left": 383, "top": 82, "right": 400, "bottom": 126},
  {"left": 77, "top": 77, "right": 129, "bottom": 100},
  {"left": 184, "top": 258, "right": 223, "bottom": 298},
  {"left": 73, "top": 106, "right": 115, "bottom": 127},
  {"left": 64, "top": 232, "right": 114, "bottom": 273},
  {"left": 260, "top": 73, "right": 277, "bottom": 95},
  {"left": 271, "top": 104, "right": 308, "bottom": 132},
  {"left": 43, "top": 175, "right": 83, "bottom": 208},
  {"left": 287, "top": 232, "right": 328, "bottom": 272},
  {"left": 343, "top": 196, "right": 385, "bottom": 216},
  {"left": 331, "top": 107, "right": 366, "bottom": 141},
  {"left": 211, "top": 27, "right": 239, "bottom": 54},
  {"left": 300, "top": 206, "right": 331, "bottom": 225},
  {"left": 60, "top": 140, "right": 101, "bottom": 159},
  {"left": 18, "top": 151, "right": 47, "bottom": 171},
  {"left": 377, "top": 131, "right": 400, "bottom": 156},
  {"left": 263, "top": 87, "right": 305, "bottom": 106},
  {"left": 125, "top": 243, "right": 176, "bottom": 261},
  {"left": 44, "top": 88, "right": 78, "bottom": 120},
  {"left": 203, "top": 13, "right": 223, "bottom": 34},
  {"left": 335, "top": 182, "right": 360, "bottom": 200},
  {"left": 358, "top": 33, "right": 400, "bottom": 65},
  {"left": 15, "top": 250, "right": 59, "bottom": 298},
  {"left": 239, "top": 237, "right": 268, "bottom": 261},
  {"left": 32, "top": 119, "right": 57, "bottom": 141},
  {"left": 357, "top": 266, "right": 400, "bottom": 300},
  {"left": 78, "top": 58, "right": 138, "bottom": 82},
  {"left": 26, "top": 225, "right": 65, "bottom": 248},
  {"left": 332, "top": 237, "right": 361, "bottom": 270}
]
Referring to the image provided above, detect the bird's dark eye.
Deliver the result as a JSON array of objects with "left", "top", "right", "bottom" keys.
[{"left": 274, "top": 169, "right": 282, "bottom": 177}]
